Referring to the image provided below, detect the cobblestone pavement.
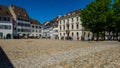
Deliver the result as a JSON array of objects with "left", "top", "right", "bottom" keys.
[
  {"left": 0, "top": 40, "right": 120, "bottom": 68},
  {"left": 12, "top": 43, "right": 120, "bottom": 68}
]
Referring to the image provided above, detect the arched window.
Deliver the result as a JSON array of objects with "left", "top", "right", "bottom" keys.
[
  {"left": 64, "top": 33, "right": 65, "bottom": 36},
  {"left": 72, "top": 32, "right": 74, "bottom": 37},
  {"left": 72, "top": 24, "right": 74, "bottom": 29},
  {"left": 63, "top": 20, "right": 65, "bottom": 23},
  {"left": 76, "top": 17, "right": 79, "bottom": 21},
  {"left": 72, "top": 18, "right": 74, "bottom": 22},
  {"left": 76, "top": 24, "right": 79, "bottom": 29},
  {"left": 77, "top": 32, "right": 79, "bottom": 36},
  {"left": 83, "top": 32, "right": 86, "bottom": 36}
]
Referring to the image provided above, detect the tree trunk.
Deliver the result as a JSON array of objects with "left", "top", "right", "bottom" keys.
[
  {"left": 103, "top": 31, "right": 105, "bottom": 40},
  {"left": 116, "top": 32, "right": 118, "bottom": 41}
]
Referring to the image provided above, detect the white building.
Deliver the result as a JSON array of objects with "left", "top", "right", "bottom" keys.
[
  {"left": 9, "top": 5, "right": 31, "bottom": 38},
  {"left": 58, "top": 10, "right": 92, "bottom": 40},
  {"left": 50, "top": 16, "right": 60, "bottom": 39},
  {"left": 30, "top": 19, "right": 41, "bottom": 38},
  {"left": 42, "top": 16, "right": 60, "bottom": 39},
  {"left": 0, "top": 5, "right": 13, "bottom": 39},
  {"left": 42, "top": 21, "right": 51, "bottom": 39}
]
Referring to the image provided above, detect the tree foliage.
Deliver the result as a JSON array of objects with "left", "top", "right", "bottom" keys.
[
  {"left": 80, "top": 0, "right": 111, "bottom": 33},
  {"left": 80, "top": 0, "right": 120, "bottom": 40}
]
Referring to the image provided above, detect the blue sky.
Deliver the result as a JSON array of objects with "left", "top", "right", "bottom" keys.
[{"left": 0, "top": 0, "right": 93, "bottom": 24}]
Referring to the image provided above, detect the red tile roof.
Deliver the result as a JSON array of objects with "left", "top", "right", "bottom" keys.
[
  {"left": 0, "top": 5, "right": 12, "bottom": 17},
  {"left": 30, "top": 19, "right": 41, "bottom": 25},
  {"left": 10, "top": 5, "right": 29, "bottom": 18}
]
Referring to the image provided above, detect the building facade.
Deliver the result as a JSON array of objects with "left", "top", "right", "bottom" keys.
[
  {"left": 50, "top": 16, "right": 60, "bottom": 39},
  {"left": 58, "top": 10, "right": 92, "bottom": 40},
  {"left": 42, "top": 21, "right": 51, "bottom": 38},
  {"left": 9, "top": 5, "right": 31, "bottom": 38},
  {"left": 0, "top": 5, "right": 13, "bottom": 39},
  {"left": 30, "top": 19, "right": 41, "bottom": 38}
]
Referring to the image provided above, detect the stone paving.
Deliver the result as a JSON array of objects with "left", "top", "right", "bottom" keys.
[
  {"left": 0, "top": 39, "right": 120, "bottom": 68},
  {"left": 11, "top": 44, "right": 119, "bottom": 68}
]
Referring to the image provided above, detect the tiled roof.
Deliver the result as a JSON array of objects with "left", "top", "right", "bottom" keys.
[
  {"left": 30, "top": 19, "right": 40, "bottom": 25},
  {"left": 0, "top": 5, "right": 12, "bottom": 17},
  {"left": 43, "top": 16, "right": 59, "bottom": 27},
  {"left": 59, "top": 9, "right": 81, "bottom": 20},
  {"left": 10, "top": 5, "right": 29, "bottom": 18}
]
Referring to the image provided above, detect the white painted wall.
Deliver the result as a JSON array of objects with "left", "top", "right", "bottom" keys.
[
  {"left": 0, "top": 22, "right": 13, "bottom": 39},
  {"left": 30, "top": 24, "right": 41, "bottom": 38}
]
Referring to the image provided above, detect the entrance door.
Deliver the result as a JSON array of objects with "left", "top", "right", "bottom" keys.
[
  {"left": 6, "top": 34, "right": 11, "bottom": 39},
  {"left": 0, "top": 32, "right": 3, "bottom": 39}
]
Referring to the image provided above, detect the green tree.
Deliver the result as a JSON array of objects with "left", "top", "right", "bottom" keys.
[
  {"left": 80, "top": 0, "right": 111, "bottom": 40},
  {"left": 113, "top": 0, "right": 120, "bottom": 40}
]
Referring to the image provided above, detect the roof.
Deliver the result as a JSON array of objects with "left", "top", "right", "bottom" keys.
[
  {"left": 9, "top": 5, "right": 29, "bottom": 18},
  {"left": 43, "top": 16, "right": 59, "bottom": 27},
  {"left": 0, "top": 5, "right": 12, "bottom": 17},
  {"left": 30, "top": 19, "right": 41, "bottom": 25},
  {"left": 59, "top": 9, "right": 81, "bottom": 20}
]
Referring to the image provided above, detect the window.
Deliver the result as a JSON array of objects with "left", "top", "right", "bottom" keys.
[
  {"left": 0, "top": 25, "right": 11, "bottom": 29},
  {"left": 77, "top": 17, "right": 79, "bottom": 21},
  {"left": 72, "top": 24, "right": 74, "bottom": 29},
  {"left": 18, "top": 29, "right": 20, "bottom": 32},
  {"left": 77, "top": 32, "right": 79, "bottom": 36},
  {"left": 17, "top": 18, "right": 20, "bottom": 20},
  {"left": 72, "top": 32, "right": 74, "bottom": 37},
  {"left": 63, "top": 25, "right": 65, "bottom": 30},
  {"left": 21, "top": 29, "right": 24, "bottom": 32},
  {"left": 21, "top": 23, "right": 24, "bottom": 26},
  {"left": 21, "top": 18, "right": 23, "bottom": 21},
  {"left": 32, "top": 25, "right": 34, "bottom": 28},
  {"left": 39, "top": 26, "right": 41, "bottom": 29},
  {"left": 0, "top": 25, "right": 3, "bottom": 29},
  {"left": 64, "top": 33, "right": 65, "bottom": 36},
  {"left": 3, "top": 17, "right": 7, "bottom": 21},
  {"left": 72, "top": 18, "right": 74, "bottom": 22},
  {"left": 28, "top": 24, "right": 30, "bottom": 27},
  {"left": 8, "top": 26, "right": 11, "bottom": 29},
  {"left": 63, "top": 20, "right": 65, "bottom": 23},
  {"left": 67, "top": 19, "right": 69, "bottom": 22},
  {"left": 55, "top": 30, "right": 58, "bottom": 32},
  {"left": 76, "top": 24, "right": 79, "bottom": 29},
  {"left": 18, "top": 23, "right": 20, "bottom": 26},
  {"left": 6, "top": 17, "right": 10, "bottom": 21},
  {"left": 36, "top": 26, "right": 38, "bottom": 28}
]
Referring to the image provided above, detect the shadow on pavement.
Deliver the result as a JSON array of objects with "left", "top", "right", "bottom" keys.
[{"left": 0, "top": 46, "right": 14, "bottom": 68}]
